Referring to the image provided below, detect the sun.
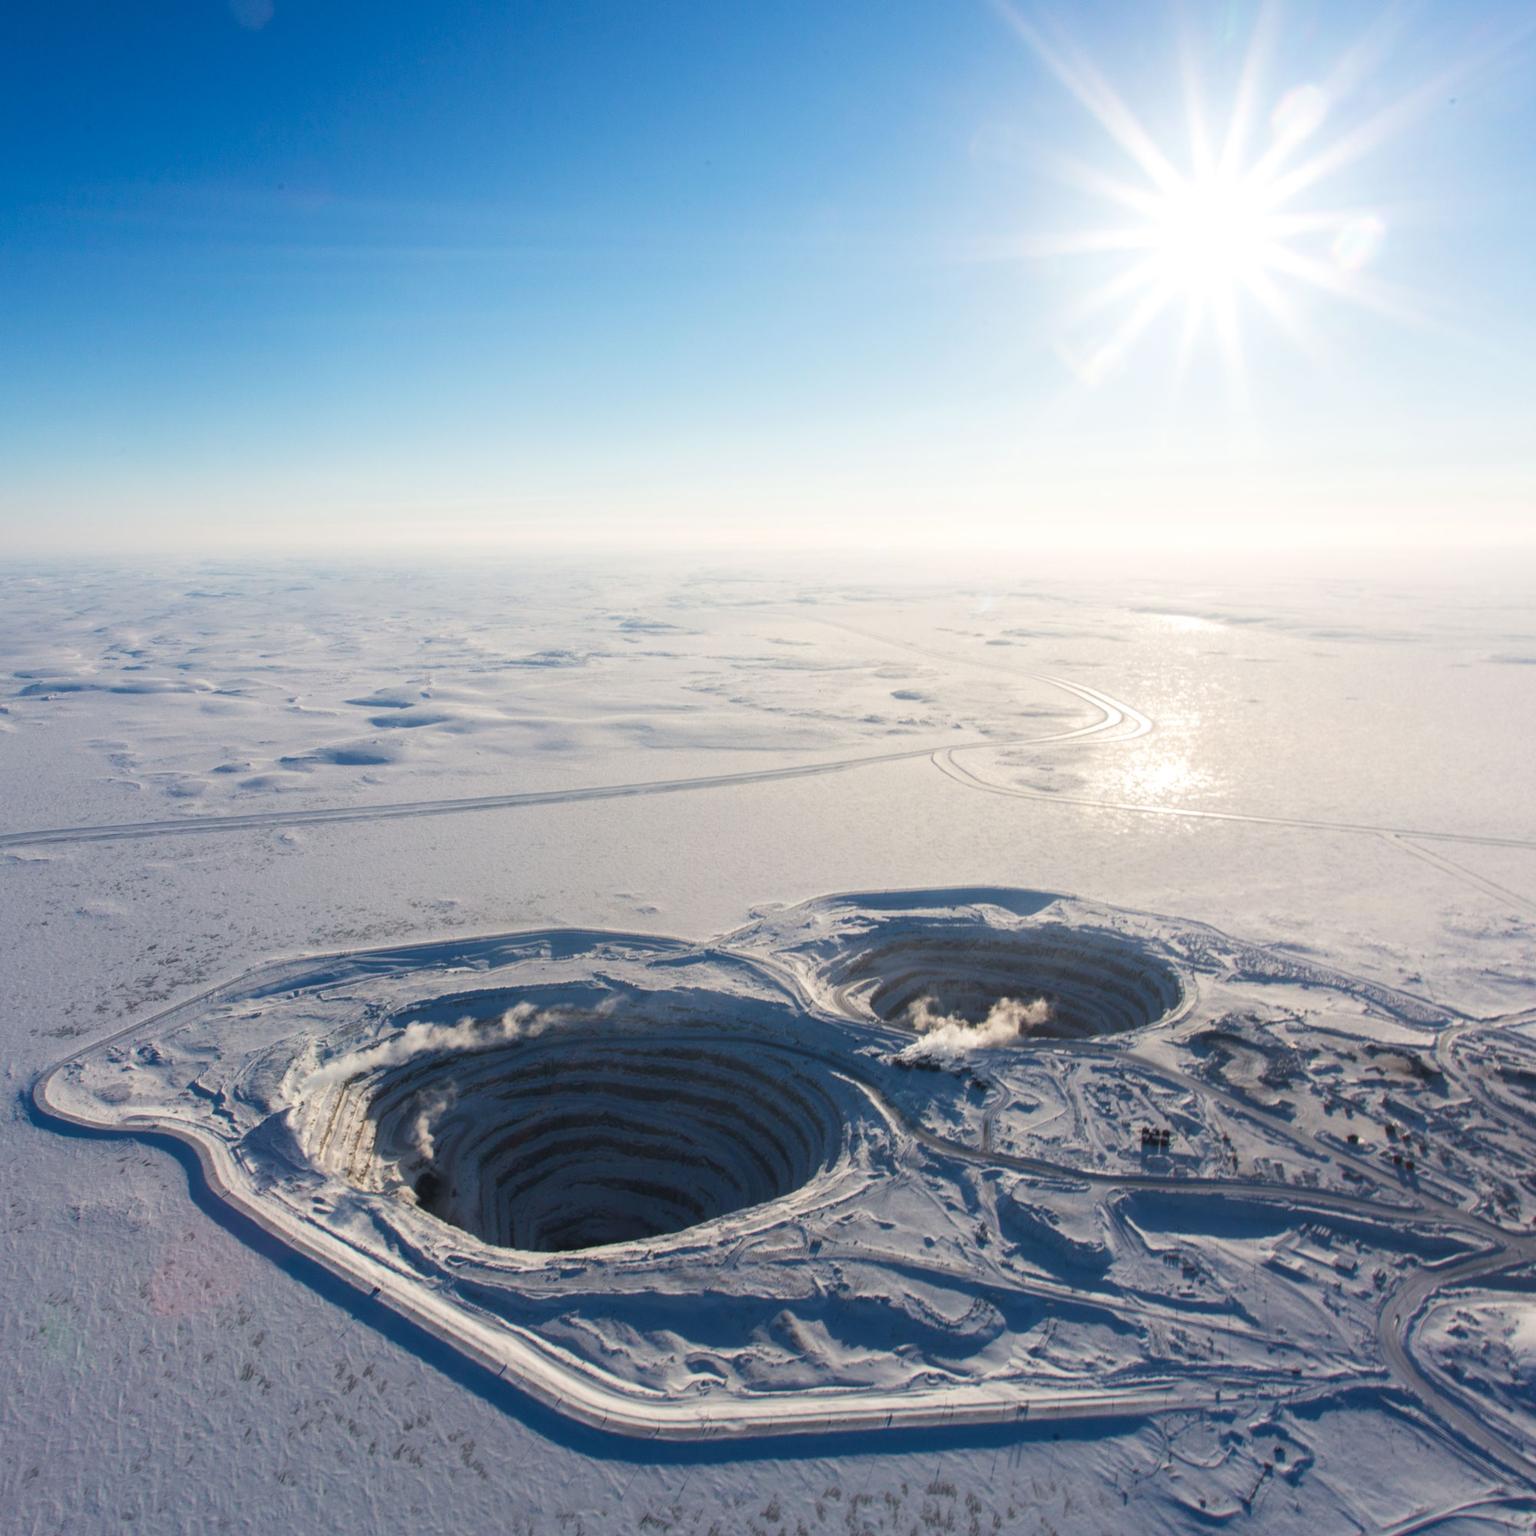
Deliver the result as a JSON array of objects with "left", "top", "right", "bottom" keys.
[
  {"left": 999, "top": 5, "right": 1440, "bottom": 390},
  {"left": 1150, "top": 173, "right": 1272, "bottom": 300}
]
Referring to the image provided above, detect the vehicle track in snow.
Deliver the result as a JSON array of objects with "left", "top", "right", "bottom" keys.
[{"left": 0, "top": 670, "right": 1134, "bottom": 850}]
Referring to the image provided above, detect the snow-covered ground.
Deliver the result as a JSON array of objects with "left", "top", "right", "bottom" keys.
[{"left": 3, "top": 553, "right": 1534, "bottom": 1533}]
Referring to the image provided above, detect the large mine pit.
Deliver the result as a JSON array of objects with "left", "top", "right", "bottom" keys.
[{"left": 304, "top": 1021, "right": 846, "bottom": 1252}]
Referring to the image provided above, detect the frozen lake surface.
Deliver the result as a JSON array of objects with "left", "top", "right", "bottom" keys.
[{"left": 3, "top": 553, "right": 1534, "bottom": 1533}]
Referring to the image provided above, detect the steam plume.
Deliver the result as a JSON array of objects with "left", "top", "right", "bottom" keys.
[
  {"left": 305, "top": 1001, "right": 554, "bottom": 1090},
  {"left": 896, "top": 994, "right": 1051, "bottom": 1063}
]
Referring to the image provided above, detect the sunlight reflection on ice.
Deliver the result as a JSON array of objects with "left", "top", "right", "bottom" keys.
[
  {"left": 1105, "top": 745, "right": 1212, "bottom": 803},
  {"left": 1145, "top": 612, "right": 1221, "bottom": 633}
]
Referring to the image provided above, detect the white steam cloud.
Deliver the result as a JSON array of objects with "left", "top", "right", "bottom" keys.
[
  {"left": 896, "top": 994, "right": 1052, "bottom": 1064},
  {"left": 304, "top": 1001, "right": 554, "bottom": 1092},
  {"left": 409, "top": 1084, "right": 456, "bottom": 1165}
]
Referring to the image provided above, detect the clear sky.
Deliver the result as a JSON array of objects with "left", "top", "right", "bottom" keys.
[{"left": 2, "top": 0, "right": 1532, "bottom": 554}]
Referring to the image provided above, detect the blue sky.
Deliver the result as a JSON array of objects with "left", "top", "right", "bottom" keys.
[{"left": 2, "top": 0, "right": 1532, "bottom": 553}]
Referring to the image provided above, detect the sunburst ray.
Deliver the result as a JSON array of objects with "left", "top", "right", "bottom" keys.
[{"left": 998, "top": 1, "right": 1476, "bottom": 392}]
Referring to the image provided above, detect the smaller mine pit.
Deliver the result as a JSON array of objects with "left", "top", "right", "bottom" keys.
[{"left": 834, "top": 923, "right": 1184, "bottom": 1040}]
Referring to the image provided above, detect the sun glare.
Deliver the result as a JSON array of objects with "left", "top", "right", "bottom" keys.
[{"left": 1000, "top": 4, "right": 1454, "bottom": 391}]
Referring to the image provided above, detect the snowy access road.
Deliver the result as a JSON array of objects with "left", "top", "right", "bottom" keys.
[
  {"left": 0, "top": 672, "right": 1138, "bottom": 850},
  {"left": 1377, "top": 1245, "right": 1536, "bottom": 1481}
]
